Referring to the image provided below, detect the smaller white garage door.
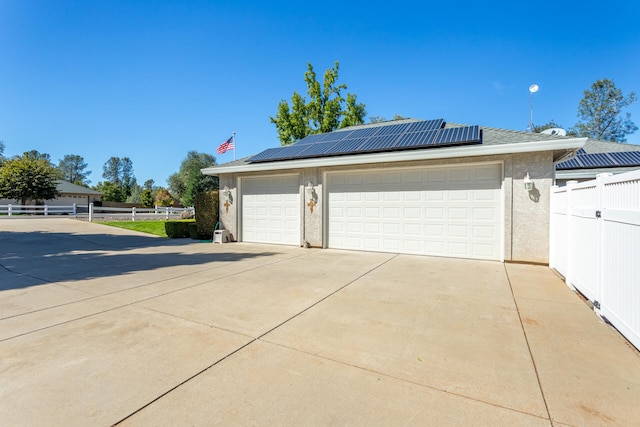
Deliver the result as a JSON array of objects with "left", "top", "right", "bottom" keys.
[
  {"left": 241, "top": 175, "right": 301, "bottom": 245},
  {"left": 327, "top": 164, "right": 502, "bottom": 260}
]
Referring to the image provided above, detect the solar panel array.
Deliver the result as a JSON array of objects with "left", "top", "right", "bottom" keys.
[
  {"left": 556, "top": 151, "right": 640, "bottom": 169},
  {"left": 249, "top": 119, "right": 482, "bottom": 163}
]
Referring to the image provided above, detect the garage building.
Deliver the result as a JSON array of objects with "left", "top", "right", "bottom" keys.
[{"left": 202, "top": 119, "right": 586, "bottom": 264}]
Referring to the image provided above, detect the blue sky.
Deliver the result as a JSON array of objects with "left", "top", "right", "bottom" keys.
[{"left": 2, "top": 0, "right": 639, "bottom": 187}]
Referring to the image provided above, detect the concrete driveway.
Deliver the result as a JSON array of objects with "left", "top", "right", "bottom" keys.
[{"left": 1, "top": 218, "right": 638, "bottom": 426}]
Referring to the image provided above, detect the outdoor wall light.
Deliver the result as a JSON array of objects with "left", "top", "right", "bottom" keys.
[
  {"left": 222, "top": 186, "right": 231, "bottom": 200},
  {"left": 524, "top": 173, "right": 533, "bottom": 191},
  {"left": 306, "top": 182, "right": 317, "bottom": 214}
]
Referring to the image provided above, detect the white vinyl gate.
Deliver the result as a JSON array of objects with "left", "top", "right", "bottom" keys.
[{"left": 550, "top": 170, "right": 640, "bottom": 350}]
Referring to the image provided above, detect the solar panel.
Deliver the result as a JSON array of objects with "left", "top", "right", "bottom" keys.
[
  {"left": 395, "top": 130, "right": 438, "bottom": 147},
  {"left": 296, "top": 134, "right": 325, "bottom": 145},
  {"left": 577, "top": 153, "right": 617, "bottom": 167},
  {"left": 374, "top": 123, "right": 410, "bottom": 136},
  {"left": 576, "top": 148, "right": 587, "bottom": 155},
  {"left": 343, "top": 126, "right": 380, "bottom": 139},
  {"left": 405, "top": 119, "right": 445, "bottom": 133},
  {"left": 296, "top": 141, "right": 340, "bottom": 157},
  {"left": 248, "top": 119, "right": 483, "bottom": 163},
  {"left": 556, "top": 158, "right": 582, "bottom": 169},
  {"left": 357, "top": 134, "right": 402, "bottom": 152},
  {"left": 324, "top": 138, "right": 368, "bottom": 155},
  {"left": 247, "top": 147, "right": 283, "bottom": 162},
  {"left": 434, "top": 126, "right": 480, "bottom": 144},
  {"left": 608, "top": 151, "right": 640, "bottom": 166}
]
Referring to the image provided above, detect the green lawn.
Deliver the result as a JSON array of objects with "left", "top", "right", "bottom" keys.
[{"left": 99, "top": 220, "right": 177, "bottom": 237}]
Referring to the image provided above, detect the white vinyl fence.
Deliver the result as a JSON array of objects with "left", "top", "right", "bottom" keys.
[
  {"left": 86, "top": 204, "right": 194, "bottom": 221},
  {"left": 0, "top": 203, "right": 78, "bottom": 216},
  {"left": 550, "top": 170, "right": 640, "bottom": 350}
]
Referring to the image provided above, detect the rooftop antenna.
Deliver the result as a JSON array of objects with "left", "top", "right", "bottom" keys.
[{"left": 527, "top": 84, "right": 539, "bottom": 132}]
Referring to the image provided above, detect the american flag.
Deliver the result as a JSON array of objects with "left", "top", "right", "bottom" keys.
[{"left": 217, "top": 136, "right": 234, "bottom": 154}]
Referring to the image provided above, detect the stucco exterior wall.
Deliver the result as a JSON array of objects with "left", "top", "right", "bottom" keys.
[
  {"left": 510, "top": 151, "right": 554, "bottom": 263},
  {"left": 218, "top": 175, "right": 239, "bottom": 241},
  {"left": 302, "top": 168, "right": 323, "bottom": 247},
  {"left": 215, "top": 151, "right": 554, "bottom": 263}
]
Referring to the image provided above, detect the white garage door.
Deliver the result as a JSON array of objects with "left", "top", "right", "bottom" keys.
[
  {"left": 327, "top": 164, "right": 502, "bottom": 260},
  {"left": 241, "top": 175, "right": 301, "bottom": 245}
]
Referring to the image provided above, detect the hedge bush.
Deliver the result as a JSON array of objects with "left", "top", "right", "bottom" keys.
[
  {"left": 164, "top": 220, "right": 193, "bottom": 238},
  {"left": 188, "top": 222, "right": 199, "bottom": 239},
  {"left": 194, "top": 190, "right": 219, "bottom": 237}
]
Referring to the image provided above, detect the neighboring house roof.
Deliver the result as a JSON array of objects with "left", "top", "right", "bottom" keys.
[
  {"left": 203, "top": 119, "right": 586, "bottom": 175},
  {"left": 55, "top": 180, "right": 102, "bottom": 196},
  {"left": 555, "top": 139, "right": 640, "bottom": 180}
]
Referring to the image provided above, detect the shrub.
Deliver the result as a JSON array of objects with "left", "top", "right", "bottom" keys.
[
  {"left": 188, "top": 222, "right": 199, "bottom": 239},
  {"left": 164, "top": 220, "right": 193, "bottom": 238},
  {"left": 194, "top": 190, "right": 219, "bottom": 237}
]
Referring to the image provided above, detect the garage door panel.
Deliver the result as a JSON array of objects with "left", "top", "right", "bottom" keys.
[
  {"left": 242, "top": 176, "right": 300, "bottom": 246},
  {"left": 328, "top": 164, "right": 502, "bottom": 260}
]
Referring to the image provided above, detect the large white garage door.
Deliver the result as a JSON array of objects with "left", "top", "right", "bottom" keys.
[
  {"left": 327, "top": 164, "right": 502, "bottom": 260},
  {"left": 242, "top": 175, "right": 301, "bottom": 245}
]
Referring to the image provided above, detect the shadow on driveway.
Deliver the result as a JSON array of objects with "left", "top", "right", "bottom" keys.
[{"left": 0, "top": 230, "right": 278, "bottom": 290}]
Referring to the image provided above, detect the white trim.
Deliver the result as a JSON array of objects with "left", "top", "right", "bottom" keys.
[{"left": 202, "top": 138, "right": 587, "bottom": 176}]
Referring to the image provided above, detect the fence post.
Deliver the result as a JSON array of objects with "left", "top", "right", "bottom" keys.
[
  {"left": 155, "top": 205, "right": 158, "bottom": 215},
  {"left": 44, "top": 205, "right": 48, "bottom": 216},
  {"left": 8, "top": 204, "right": 12, "bottom": 217},
  {"left": 89, "top": 203, "right": 94, "bottom": 222},
  {"left": 565, "top": 181, "right": 578, "bottom": 290},
  {"left": 73, "top": 203, "right": 77, "bottom": 216},
  {"left": 165, "top": 207, "right": 169, "bottom": 220},
  {"left": 594, "top": 173, "right": 612, "bottom": 316},
  {"left": 132, "top": 206, "right": 136, "bottom": 221}
]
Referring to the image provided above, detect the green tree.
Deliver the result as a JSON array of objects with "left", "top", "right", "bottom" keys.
[
  {"left": 0, "top": 141, "right": 5, "bottom": 166},
  {"left": 154, "top": 188, "right": 175, "bottom": 207},
  {"left": 93, "top": 181, "right": 122, "bottom": 202},
  {"left": 0, "top": 153, "right": 60, "bottom": 204},
  {"left": 168, "top": 151, "right": 218, "bottom": 206},
  {"left": 141, "top": 189, "right": 154, "bottom": 207},
  {"left": 369, "top": 114, "right": 408, "bottom": 123},
  {"left": 23, "top": 150, "right": 53, "bottom": 166},
  {"left": 270, "top": 61, "right": 367, "bottom": 145},
  {"left": 57, "top": 154, "right": 91, "bottom": 185},
  {"left": 101, "top": 157, "right": 135, "bottom": 202},
  {"left": 574, "top": 78, "right": 637, "bottom": 142}
]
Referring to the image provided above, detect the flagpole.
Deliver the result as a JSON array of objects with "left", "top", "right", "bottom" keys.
[{"left": 232, "top": 131, "right": 236, "bottom": 161}]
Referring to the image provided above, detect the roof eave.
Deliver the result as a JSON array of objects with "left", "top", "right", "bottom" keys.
[{"left": 201, "top": 138, "right": 587, "bottom": 176}]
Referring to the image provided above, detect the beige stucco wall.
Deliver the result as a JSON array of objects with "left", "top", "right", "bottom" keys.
[
  {"left": 510, "top": 151, "right": 554, "bottom": 263},
  {"left": 216, "top": 151, "right": 554, "bottom": 263},
  {"left": 218, "top": 175, "right": 238, "bottom": 241}
]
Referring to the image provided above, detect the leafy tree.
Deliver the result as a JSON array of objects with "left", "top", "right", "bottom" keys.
[
  {"left": 168, "top": 151, "right": 218, "bottom": 206},
  {"left": 23, "top": 150, "right": 53, "bottom": 165},
  {"left": 101, "top": 157, "right": 135, "bottom": 201},
  {"left": 57, "top": 154, "right": 91, "bottom": 185},
  {"left": 93, "top": 181, "right": 122, "bottom": 202},
  {"left": 574, "top": 78, "right": 637, "bottom": 142},
  {"left": 270, "top": 61, "right": 367, "bottom": 145},
  {"left": 141, "top": 189, "right": 154, "bottom": 207},
  {"left": 154, "top": 188, "right": 175, "bottom": 207},
  {"left": 126, "top": 182, "right": 143, "bottom": 204},
  {"left": 369, "top": 114, "right": 408, "bottom": 123},
  {"left": 143, "top": 179, "right": 155, "bottom": 191},
  {"left": 0, "top": 153, "right": 60, "bottom": 204}
]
